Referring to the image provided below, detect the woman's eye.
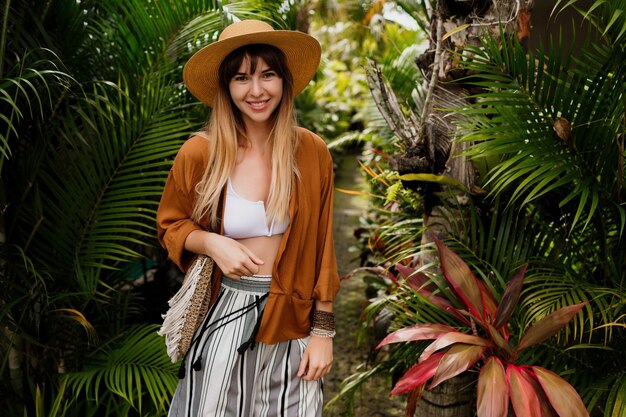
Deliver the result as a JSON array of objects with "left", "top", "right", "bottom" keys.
[
  {"left": 263, "top": 72, "right": 276, "bottom": 79},
  {"left": 233, "top": 75, "right": 247, "bottom": 82}
]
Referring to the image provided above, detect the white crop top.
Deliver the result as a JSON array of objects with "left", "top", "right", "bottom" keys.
[{"left": 223, "top": 178, "right": 290, "bottom": 239}]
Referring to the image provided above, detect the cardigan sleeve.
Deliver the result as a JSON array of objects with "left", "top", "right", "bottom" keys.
[
  {"left": 312, "top": 143, "right": 341, "bottom": 302},
  {"left": 156, "top": 138, "right": 206, "bottom": 272}
]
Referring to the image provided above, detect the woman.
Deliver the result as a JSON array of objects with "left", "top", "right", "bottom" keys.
[{"left": 156, "top": 20, "right": 340, "bottom": 417}]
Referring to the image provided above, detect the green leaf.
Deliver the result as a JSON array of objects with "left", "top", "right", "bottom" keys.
[
  {"left": 581, "top": 0, "right": 606, "bottom": 21},
  {"left": 602, "top": 9, "right": 624, "bottom": 37},
  {"left": 384, "top": 180, "right": 403, "bottom": 205},
  {"left": 442, "top": 23, "right": 470, "bottom": 41},
  {"left": 64, "top": 324, "right": 178, "bottom": 414},
  {"left": 607, "top": 374, "right": 626, "bottom": 417},
  {"left": 397, "top": 173, "right": 468, "bottom": 192}
]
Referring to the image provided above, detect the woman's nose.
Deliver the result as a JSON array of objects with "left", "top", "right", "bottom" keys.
[{"left": 250, "top": 77, "right": 263, "bottom": 97}]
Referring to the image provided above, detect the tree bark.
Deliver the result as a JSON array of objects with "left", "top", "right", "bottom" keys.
[
  {"left": 365, "top": 2, "right": 530, "bottom": 416},
  {"left": 415, "top": 1, "right": 528, "bottom": 416},
  {"left": 418, "top": 374, "right": 475, "bottom": 417}
]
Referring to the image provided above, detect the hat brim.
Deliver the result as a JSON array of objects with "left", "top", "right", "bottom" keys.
[{"left": 183, "top": 31, "right": 321, "bottom": 107}]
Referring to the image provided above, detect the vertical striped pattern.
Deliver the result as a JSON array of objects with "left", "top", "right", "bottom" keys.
[{"left": 168, "top": 276, "right": 322, "bottom": 417}]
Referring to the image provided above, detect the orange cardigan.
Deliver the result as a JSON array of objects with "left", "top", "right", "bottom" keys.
[{"left": 156, "top": 127, "right": 340, "bottom": 344}]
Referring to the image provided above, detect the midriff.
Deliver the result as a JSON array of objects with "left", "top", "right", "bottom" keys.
[{"left": 236, "top": 234, "right": 283, "bottom": 275}]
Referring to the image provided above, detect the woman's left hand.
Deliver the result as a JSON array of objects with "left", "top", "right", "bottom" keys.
[{"left": 297, "top": 335, "right": 333, "bottom": 381}]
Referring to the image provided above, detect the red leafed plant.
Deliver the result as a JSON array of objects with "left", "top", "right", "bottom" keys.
[{"left": 378, "top": 238, "right": 589, "bottom": 417}]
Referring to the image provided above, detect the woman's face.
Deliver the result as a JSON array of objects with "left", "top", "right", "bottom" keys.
[{"left": 228, "top": 56, "right": 283, "bottom": 130}]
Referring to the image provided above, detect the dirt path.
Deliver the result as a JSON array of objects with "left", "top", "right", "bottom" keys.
[{"left": 324, "top": 152, "right": 404, "bottom": 416}]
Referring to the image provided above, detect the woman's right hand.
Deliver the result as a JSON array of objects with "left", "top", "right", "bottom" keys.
[
  {"left": 207, "top": 233, "right": 265, "bottom": 278},
  {"left": 187, "top": 231, "right": 264, "bottom": 278}
]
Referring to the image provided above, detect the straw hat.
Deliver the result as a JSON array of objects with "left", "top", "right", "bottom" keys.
[{"left": 183, "top": 20, "right": 321, "bottom": 107}]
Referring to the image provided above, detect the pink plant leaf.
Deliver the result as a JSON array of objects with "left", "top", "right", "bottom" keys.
[
  {"left": 430, "top": 344, "right": 485, "bottom": 388},
  {"left": 419, "top": 288, "right": 473, "bottom": 326},
  {"left": 391, "top": 352, "right": 445, "bottom": 396},
  {"left": 494, "top": 264, "right": 527, "bottom": 329},
  {"left": 396, "top": 259, "right": 472, "bottom": 325},
  {"left": 435, "top": 238, "right": 485, "bottom": 319},
  {"left": 516, "top": 302, "right": 587, "bottom": 352},
  {"left": 507, "top": 365, "right": 542, "bottom": 417},
  {"left": 343, "top": 266, "right": 397, "bottom": 281},
  {"left": 420, "top": 332, "right": 492, "bottom": 363},
  {"left": 519, "top": 367, "right": 559, "bottom": 417},
  {"left": 485, "top": 323, "right": 514, "bottom": 358},
  {"left": 443, "top": 307, "right": 473, "bottom": 326},
  {"left": 422, "top": 292, "right": 460, "bottom": 315},
  {"left": 409, "top": 285, "right": 471, "bottom": 326},
  {"left": 377, "top": 323, "right": 457, "bottom": 349},
  {"left": 478, "top": 280, "right": 499, "bottom": 321},
  {"left": 477, "top": 357, "right": 508, "bottom": 417},
  {"left": 396, "top": 263, "right": 438, "bottom": 293},
  {"left": 532, "top": 367, "right": 589, "bottom": 417}
]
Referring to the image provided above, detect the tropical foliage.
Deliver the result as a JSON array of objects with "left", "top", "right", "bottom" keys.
[
  {"left": 336, "top": 0, "right": 626, "bottom": 416},
  {"left": 380, "top": 239, "right": 588, "bottom": 417},
  {"left": 0, "top": 1, "right": 316, "bottom": 416}
]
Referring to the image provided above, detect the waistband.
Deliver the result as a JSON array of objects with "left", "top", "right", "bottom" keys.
[
  {"left": 221, "top": 275, "right": 271, "bottom": 293},
  {"left": 180, "top": 275, "right": 271, "bottom": 378}
]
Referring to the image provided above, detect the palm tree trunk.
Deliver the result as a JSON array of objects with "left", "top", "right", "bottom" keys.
[
  {"left": 364, "top": 1, "right": 532, "bottom": 415},
  {"left": 417, "top": 375, "right": 474, "bottom": 417},
  {"left": 407, "top": 1, "right": 530, "bottom": 416}
]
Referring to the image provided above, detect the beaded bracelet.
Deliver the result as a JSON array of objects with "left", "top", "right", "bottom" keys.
[
  {"left": 310, "top": 327, "right": 336, "bottom": 338},
  {"left": 312, "top": 310, "right": 335, "bottom": 331},
  {"left": 311, "top": 310, "right": 336, "bottom": 338}
]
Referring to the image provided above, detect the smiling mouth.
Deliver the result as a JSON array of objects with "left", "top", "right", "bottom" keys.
[{"left": 247, "top": 99, "right": 269, "bottom": 109}]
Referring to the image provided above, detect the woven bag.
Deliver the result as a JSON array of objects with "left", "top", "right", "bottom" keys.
[{"left": 158, "top": 255, "right": 214, "bottom": 363}]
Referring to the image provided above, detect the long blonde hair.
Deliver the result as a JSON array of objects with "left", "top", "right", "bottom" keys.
[{"left": 191, "top": 44, "right": 300, "bottom": 230}]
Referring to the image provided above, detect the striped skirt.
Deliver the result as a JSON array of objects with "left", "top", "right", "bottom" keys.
[{"left": 168, "top": 275, "right": 323, "bottom": 417}]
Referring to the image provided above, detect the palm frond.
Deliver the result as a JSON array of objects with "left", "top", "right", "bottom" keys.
[
  {"left": 377, "top": 215, "right": 425, "bottom": 264},
  {"left": 579, "top": 360, "right": 626, "bottom": 417},
  {"left": 557, "top": 0, "right": 626, "bottom": 47},
  {"left": 520, "top": 272, "right": 624, "bottom": 344},
  {"left": 383, "top": 43, "right": 422, "bottom": 102},
  {"left": 457, "top": 30, "right": 624, "bottom": 232},
  {"left": 64, "top": 324, "right": 178, "bottom": 414},
  {"left": 224, "top": 0, "right": 311, "bottom": 30},
  {"left": 326, "top": 128, "right": 376, "bottom": 150},
  {"left": 394, "top": 0, "right": 429, "bottom": 33},
  {"left": 0, "top": 49, "right": 72, "bottom": 166},
  {"left": 423, "top": 196, "right": 554, "bottom": 291},
  {"left": 23, "top": 73, "right": 195, "bottom": 293},
  {"left": 90, "top": 1, "right": 223, "bottom": 80},
  {"left": 167, "top": 12, "right": 224, "bottom": 59},
  {"left": 444, "top": 196, "right": 626, "bottom": 342},
  {"left": 375, "top": 19, "right": 422, "bottom": 95},
  {"left": 388, "top": 277, "right": 460, "bottom": 327}
]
